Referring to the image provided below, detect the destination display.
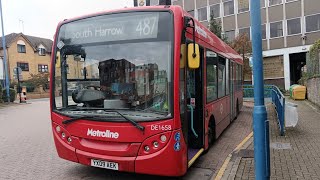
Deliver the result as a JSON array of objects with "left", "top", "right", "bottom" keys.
[{"left": 58, "top": 12, "right": 160, "bottom": 46}]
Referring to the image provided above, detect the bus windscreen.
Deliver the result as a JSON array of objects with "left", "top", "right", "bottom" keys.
[{"left": 53, "top": 11, "right": 173, "bottom": 122}]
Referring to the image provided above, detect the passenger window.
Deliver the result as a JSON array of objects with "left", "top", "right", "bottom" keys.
[
  {"left": 226, "top": 59, "right": 229, "bottom": 95},
  {"left": 206, "top": 51, "right": 218, "bottom": 103},
  {"left": 236, "top": 64, "right": 239, "bottom": 91},
  {"left": 218, "top": 57, "right": 226, "bottom": 98}
]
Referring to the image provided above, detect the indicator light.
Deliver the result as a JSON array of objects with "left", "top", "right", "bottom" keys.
[
  {"left": 56, "top": 126, "right": 61, "bottom": 132},
  {"left": 61, "top": 132, "right": 66, "bottom": 138},
  {"left": 160, "top": 135, "right": 167, "bottom": 142}
]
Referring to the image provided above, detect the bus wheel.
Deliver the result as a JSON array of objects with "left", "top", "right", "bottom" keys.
[{"left": 208, "top": 118, "right": 215, "bottom": 146}]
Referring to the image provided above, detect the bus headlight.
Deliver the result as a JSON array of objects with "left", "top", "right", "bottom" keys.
[
  {"left": 138, "top": 131, "right": 172, "bottom": 156},
  {"left": 67, "top": 137, "right": 72, "bottom": 143},
  {"left": 153, "top": 141, "right": 159, "bottom": 148},
  {"left": 144, "top": 146, "right": 150, "bottom": 152},
  {"left": 53, "top": 122, "right": 73, "bottom": 145}
]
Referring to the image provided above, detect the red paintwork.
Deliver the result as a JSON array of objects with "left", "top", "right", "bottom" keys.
[
  {"left": 50, "top": 5, "right": 242, "bottom": 177},
  {"left": 135, "top": 129, "right": 187, "bottom": 176}
]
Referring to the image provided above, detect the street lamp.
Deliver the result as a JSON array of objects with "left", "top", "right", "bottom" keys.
[{"left": 0, "top": 0, "right": 10, "bottom": 103}]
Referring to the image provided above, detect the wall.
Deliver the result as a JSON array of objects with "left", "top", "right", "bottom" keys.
[
  {"left": 7, "top": 35, "right": 51, "bottom": 82},
  {"left": 307, "top": 77, "right": 320, "bottom": 107},
  {"left": 263, "top": 45, "right": 311, "bottom": 90}
]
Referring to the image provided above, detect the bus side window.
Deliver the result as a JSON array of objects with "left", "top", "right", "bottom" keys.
[
  {"left": 206, "top": 50, "right": 218, "bottom": 103},
  {"left": 218, "top": 57, "right": 226, "bottom": 98},
  {"left": 226, "top": 59, "right": 230, "bottom": 95}
]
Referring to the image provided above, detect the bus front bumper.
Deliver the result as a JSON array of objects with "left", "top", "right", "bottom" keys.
[{"left": 53, "top": 129, "right": 187, "bottom": 176}]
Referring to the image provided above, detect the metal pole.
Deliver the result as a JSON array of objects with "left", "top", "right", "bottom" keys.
[
  {"left": 17, "top": 68, "right": 21, "bottom": 103},
  {"left": 0, "top": 0, "right": 9, "bottom": 103},
  {"left": 250, "top": 0, "right": 269, "bottom": 179}
]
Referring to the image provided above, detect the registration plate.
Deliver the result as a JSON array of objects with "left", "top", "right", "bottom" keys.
[{"left": 91, "top": 159, "right": 119, "bottom": 170}]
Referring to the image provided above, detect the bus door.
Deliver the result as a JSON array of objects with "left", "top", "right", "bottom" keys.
[
  {"left": 230, "top": 62, "right": 235, "bottom": 120},
  {"left": 185, "top": 47, "right": 205, "bottom": 164}
]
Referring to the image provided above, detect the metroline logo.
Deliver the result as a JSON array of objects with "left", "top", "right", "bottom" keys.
[{"left": 87, "top": 128, "right": 119, "bottom": 139}]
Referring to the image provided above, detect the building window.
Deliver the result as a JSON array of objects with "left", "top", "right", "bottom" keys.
[
  {"left": 261, "top": 0, "right": 265, "bottom": 7},
  {"left": 17, "top": 62, "right": 29, "bottom": 71},
  {"left": 38, "top": 48, "right": 46, "bottom": 56},
  {"left": 197, "top": 7, "right": 208, "bottom": 21},
  {"left": 224, "top": 0, "right": 234, "bottom": 16},
  {"left": 306, "top": 14, "right": 320, "bottom": 33},
  {"left": 238, "top": 0, "right": 249, "bottom": 13},
  {"left": 270, "top": 21, "right": 283, "bottom": 38},
  {"left": 262, "top": 24, "right": 266, "bottom": 39},
  {"left": 150, "top": 0, "right": 159, "bottom": 5},
  {"left": 287, "top": 18, "right": 301, "bottom": 35},
  {"left": 17, "top": 44, "right": 26, "bottom": 53},
  {"left": 210, "top": 4, "right": 220, "bottom": 18},
  {"left": 225, "top": 30, "right": 235, "bottom": 42},
  {"left": 239, "top": 27, "right": 251, "bottom": 39},
  {"left": 38, "top": 64, "right": 48, "bottom": 72},
  {"left": 188, "top": 10, "right": 195, "bottom": 17},
  {"left": 269, "top": 0, "right": 282, "bottom": 6}
]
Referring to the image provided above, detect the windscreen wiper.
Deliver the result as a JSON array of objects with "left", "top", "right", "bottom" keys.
[
  {"left": 62, "top": 111, "right": 145, "bottom": 132},
  {"left": 104, "top": 110, "right": 145, "bottom": 132},
  {"left": 62, "top": 115, "right": 102, "bottom": 125}
]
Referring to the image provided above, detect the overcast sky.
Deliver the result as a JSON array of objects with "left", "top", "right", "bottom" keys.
[{"left": 1, "top": 0, "right": 133, "bottom": 40}]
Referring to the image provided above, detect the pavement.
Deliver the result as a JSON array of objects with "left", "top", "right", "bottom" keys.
[
  {"left": 220, "top": 99, "right": 320, "bottom": 180},
  {"left": 0, "top": 98, "right": 253, "bottom": 180}
]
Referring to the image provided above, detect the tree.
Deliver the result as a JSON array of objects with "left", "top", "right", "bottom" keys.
[
  {"left": 229, "top": 33, "right": 252, "bottom": 81},
  {"left": 25, "top": 73, "right": 50, "bottom": 91},
  {"left": 208, "top": 12, "right": 228, "bottom": 42}
]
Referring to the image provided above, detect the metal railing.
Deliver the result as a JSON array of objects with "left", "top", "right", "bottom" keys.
[{"left": 243, "top": 84, "right": 285, "bottom": 136}]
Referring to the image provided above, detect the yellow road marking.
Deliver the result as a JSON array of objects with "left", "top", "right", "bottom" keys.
[
  {"left": 235, "top": 132, "right": 253, "bottom": 151},
  {"left": 214, "top": 154, "right": 232, "bottom": 180},
  {"left": 213, "top": 131, "right": 253, "bottom": 180},
  {"left": 188, "top": 148, "right": 204, "bottom": 168}
]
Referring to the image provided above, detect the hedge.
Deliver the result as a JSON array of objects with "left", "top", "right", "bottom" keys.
[
  {"left": 2, "top": 88, "right": 17, "bottom": 102},
  {"left": 21, "top": 82, "right": 35, "bottom": 92}
]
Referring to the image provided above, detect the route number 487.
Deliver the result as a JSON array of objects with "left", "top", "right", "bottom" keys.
[{"left": 136, "top": 17, "right": 157, "bottom": 36}]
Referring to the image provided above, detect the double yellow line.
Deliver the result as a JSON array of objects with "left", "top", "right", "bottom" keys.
[{"left": 213, "top": 131, "right": 253, "bottom": 180}]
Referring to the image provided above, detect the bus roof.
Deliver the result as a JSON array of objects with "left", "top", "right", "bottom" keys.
[{"left": 56, "top": 5, "right": 242, "bottom": 64}]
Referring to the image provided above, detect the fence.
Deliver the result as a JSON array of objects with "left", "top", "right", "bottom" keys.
[{"left": 243, "top": 84, "right": 285, "bottom": 136}]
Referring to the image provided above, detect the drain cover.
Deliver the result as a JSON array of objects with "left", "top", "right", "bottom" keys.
[
  {"left": 233, "top": 149, "right": 254, "bottom": 158},
  {"left": 270, "top": 142, "right": 292, "bottom": 150}
]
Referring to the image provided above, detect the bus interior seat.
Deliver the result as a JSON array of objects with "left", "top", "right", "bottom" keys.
[{"left": 72, "top": 89, "right": 106, "bottom": 106}]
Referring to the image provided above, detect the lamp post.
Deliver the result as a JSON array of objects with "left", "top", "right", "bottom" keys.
[
  {"left": 0, "top": 0, "right": 10, "bottom": 103},
  {"left": 250, "top": 0, "right": 269, "bottom": 179}
]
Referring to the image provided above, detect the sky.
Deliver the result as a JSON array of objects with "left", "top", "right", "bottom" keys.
[{"left": 1, "top": 0, "right": 133, "bottom": 40}]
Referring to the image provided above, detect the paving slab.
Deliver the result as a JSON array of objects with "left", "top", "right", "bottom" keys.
[{"left": 222, "top": 99, "right": 320, "bottom": 180}]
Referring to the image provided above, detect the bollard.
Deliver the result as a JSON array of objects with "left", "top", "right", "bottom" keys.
[{"left": 21, "top": 86, "right": 27, "bottom": 103}]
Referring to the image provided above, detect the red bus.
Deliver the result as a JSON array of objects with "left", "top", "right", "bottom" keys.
[{"left": 50, "top": 5, "right": 243, "bottom": 177}]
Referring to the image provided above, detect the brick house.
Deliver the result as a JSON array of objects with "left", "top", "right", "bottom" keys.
[{"left": 0, "top": 33, "right": 53, "bottom": 84}]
